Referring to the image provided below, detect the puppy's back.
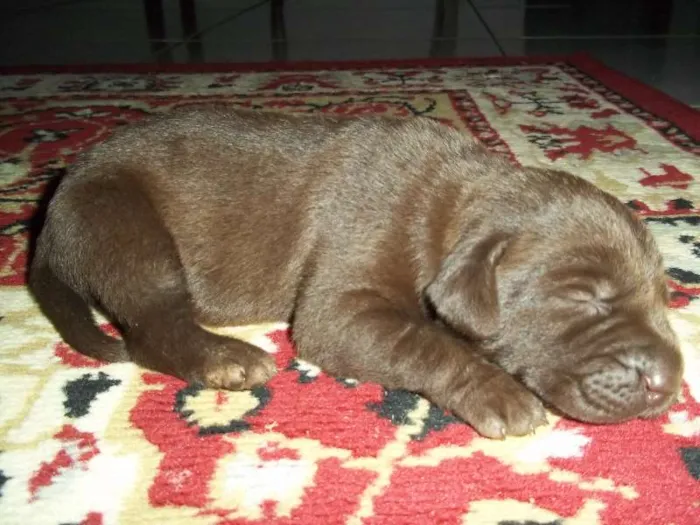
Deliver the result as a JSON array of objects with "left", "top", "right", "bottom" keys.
[{"left": 42, "top": 107, "right": 497, "bottom": 325}]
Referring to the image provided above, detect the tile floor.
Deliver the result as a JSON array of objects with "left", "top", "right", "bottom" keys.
[{"left": 0, "top": 0, "right": 698, "bottom": 106}]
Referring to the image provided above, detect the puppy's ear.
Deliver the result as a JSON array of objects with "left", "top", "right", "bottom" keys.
[{"left": 425, "top": 230, "right": 510, "bottom": 340}]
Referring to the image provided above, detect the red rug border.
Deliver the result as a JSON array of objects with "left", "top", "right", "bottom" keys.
[{"left": 1, "top": 52, "right": 697, "bottom": 140}]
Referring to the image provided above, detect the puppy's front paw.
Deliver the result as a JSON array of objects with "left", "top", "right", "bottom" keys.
[{"left": 452, "top": 371, "right": 548, "bottom": 439}]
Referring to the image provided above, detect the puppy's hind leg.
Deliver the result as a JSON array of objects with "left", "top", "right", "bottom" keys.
[{"left": 31, "top": 172, "right": 276, "bottom": 390}]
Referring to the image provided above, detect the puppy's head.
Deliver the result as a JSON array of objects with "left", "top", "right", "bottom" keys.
[{"left": 426, "top": 168, "right": 683, "bottom": 424}]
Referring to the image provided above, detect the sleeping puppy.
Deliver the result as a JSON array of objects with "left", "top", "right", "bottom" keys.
[{"left": 30, "top": 106, "right": 683, "bottom": 439}]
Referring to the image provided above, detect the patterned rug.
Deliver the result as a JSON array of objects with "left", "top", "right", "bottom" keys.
[{"left": 0, "top": 55, "right": 699, "bottom": 525}]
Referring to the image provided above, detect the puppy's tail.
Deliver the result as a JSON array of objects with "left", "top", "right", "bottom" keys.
[{"left": 29, "top": 259, "right": 129, "bottom": 363}]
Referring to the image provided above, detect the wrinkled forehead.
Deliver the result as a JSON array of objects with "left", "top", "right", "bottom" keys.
[
  {"left": 540, "top": 245, "right": 668, "bottom": 298},
  {"left": 505, "top": 229, "right": 664, "bottom": 289}
]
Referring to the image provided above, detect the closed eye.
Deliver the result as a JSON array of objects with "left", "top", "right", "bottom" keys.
[
  {"left": 553, "top": 286, "right": 613, "bottom": 316},
  {"left": 574, "top": 296, "right": 612, "bottom": 316}
]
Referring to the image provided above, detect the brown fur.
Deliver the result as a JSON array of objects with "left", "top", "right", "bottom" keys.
[{"left": 29, "top": 106, "right": 683, "bottom": 439}]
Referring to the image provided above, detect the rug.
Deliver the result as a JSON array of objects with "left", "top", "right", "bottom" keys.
[{"left": 0, "top": 55, "right": 698, "bottom": 525}]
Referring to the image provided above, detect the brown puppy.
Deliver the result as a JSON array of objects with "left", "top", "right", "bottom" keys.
[{"left": 29, "top": 106, "right": 683, "bottom": 439}]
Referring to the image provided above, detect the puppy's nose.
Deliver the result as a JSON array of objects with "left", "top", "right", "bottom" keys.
[
  {"left": 620, "top": 344, "right": 682, "bottom": 409},
  {"left": 639, "top": 360, "right": 679, "bottom": 408},
  {"left": 641, "top": 369, "right": 677, "bottom": 407}
]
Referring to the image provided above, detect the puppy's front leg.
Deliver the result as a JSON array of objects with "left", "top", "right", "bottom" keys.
[{"left": 293, "top": 290, "right": 547, "bottom": 439}]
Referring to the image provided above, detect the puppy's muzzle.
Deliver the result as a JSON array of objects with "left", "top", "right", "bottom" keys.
[{"left": 572, "top": 344, "right": 682, "bottom": 423}]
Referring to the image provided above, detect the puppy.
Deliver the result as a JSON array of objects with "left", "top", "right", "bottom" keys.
[{"left": 29, "top": 106, "right": 683, "bottom": 439}]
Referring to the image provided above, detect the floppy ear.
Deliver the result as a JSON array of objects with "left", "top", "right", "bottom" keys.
[{"left": 425, "top": 230, "right": 510, "bottom": 340}]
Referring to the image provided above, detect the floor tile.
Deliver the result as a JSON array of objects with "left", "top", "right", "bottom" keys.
[
  {"left": 182, "top": 1, "right": 501, "bottom": 62},
  {"left": 472, "top": 0, "right": 700, "bottom": 38},
  {"left": 159, "top": 0, "right": 268, "bottom": 41},
  {"left": 165, "top": 1, "right": 273, "bottom": 62},
  {"left": 0, "top": 0, "right": 155, "bottom": 65}
]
